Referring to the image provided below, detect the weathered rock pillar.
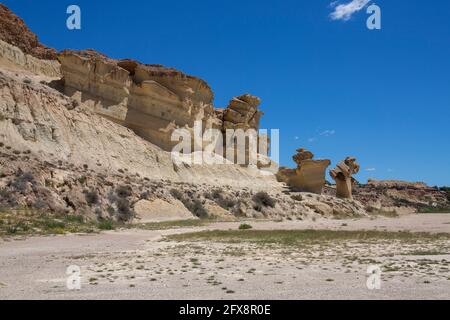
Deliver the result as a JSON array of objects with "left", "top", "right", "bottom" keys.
[{"left": 330, "top": 157, "right": 360, "bottom": 199}]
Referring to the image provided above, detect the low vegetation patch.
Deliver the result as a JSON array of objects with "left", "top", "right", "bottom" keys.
[
  {"left": 97, "top": 219, "right": 115, "bottom": 230},
  {"left": 252, "top": 192, "right": 276, "bottom": 211},
  {"left": 166, "top": 229, "right": 450, "bottom": 246},
  {"left": 132, "top": 219, "right": 208, "bottom": 230},
  {"left": 238, "top": 223, "right": 253, "bottom": 230},
  {"left": 0, "top": 210, "right": 98, "bottom": 236},
  {"left": 418, "top": 206, "right": 450, "bottom": 214}
]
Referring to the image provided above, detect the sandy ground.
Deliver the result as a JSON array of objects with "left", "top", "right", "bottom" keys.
[{"left": 0, "top": 214, "right": 449, "bottom": 300}]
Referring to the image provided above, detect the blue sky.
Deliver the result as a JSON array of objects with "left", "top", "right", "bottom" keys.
[{"left": 3, "top": 0, "right": 449, "bottom": 186}]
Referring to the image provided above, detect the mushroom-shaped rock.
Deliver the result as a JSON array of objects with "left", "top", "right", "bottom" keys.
[
  {"left": 276, "top": 148, "right": 330, "bottom": 194},
  {"left": 330, "top": 157, "right": 360, "bottom": 199}
]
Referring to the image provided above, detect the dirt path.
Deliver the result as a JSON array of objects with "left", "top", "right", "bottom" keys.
[{"left": 0, "top": 214, "right": 449, "bottom": 300}]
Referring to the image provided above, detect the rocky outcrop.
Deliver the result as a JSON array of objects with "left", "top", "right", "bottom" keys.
[
  {"left": 58, "top": 50, "right": 216, "bottom": 151},
  {"left": 221, "top": 94, "right": 263, "bottom": 131},
  {"left": 353, "top": 180, "right": 450, "bottom": 213},
  {"left": 57, "top": 50, "right": 267, "bottom": 157},
  {"left": 277, "top": 148, "right": 331, "bottom": 194},
  {"left": 0, "top": 4, "right": 57, "bottom": 60},
  {"left": 134, "top": 199, "right": 195, "bottom": 223},
  {"left": 0, "top": 68, "right": 278, "bottom": 190},
  {"left": 0, "top": 39, "right": 60, "bottom": 77},
  {"left": 330, "top": 157, "right": 360, "bottom": 199}
]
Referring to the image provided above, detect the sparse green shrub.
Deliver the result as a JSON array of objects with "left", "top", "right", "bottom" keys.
[
  {"left": 41, "top": 217, "right": 65, "bottom": 230},
  {"left": 170, "top": 188, "right": 183, "bottom": 200},
  {"left": 32, "top": 199, "right": 47, "bottom": 210},
  {"left": 208, "top": 189, "right": 237, "bottom": 209},
  {"left": 98, "top": 220, "right": 115, "bottom": 230},
  {"left": 290, "top": 194, "right": 303, "bottom": 202},
  {"left": 252, "top": 191, "right": 276, "bottom": 210},
  {"left": 77, "top": 176, "right": 87, "bottom": 184},
  {"left": 140, "top": 190, "right": 151, "bottom": 200},
  {"left": 11, "top": 172, "right": 35, "bottom": 192},
  {"left": 116, "top": 198, "right": 134, "bottom": 221},
  {"left": 94, "top": 208, "right": 102, "bottom": 218},
  {"left": 0, "top": 188, "right": 17, "bottom": 207},
  {"left": 116, "top": 185, "right": 132, "bottom": 198},
  {"left": 64, "top": 215, "right": 85, "bottom": 223},
  {"left": 85, "top": 190, "right": 99, "bottom": 206},
  {"left": 238, "top": 223, "right": 253, "bottom": 230},
  {"left": 106, "top": 205, "right": 115, "bottom": 216},
  {"left": 183, "top": 199, "right": 208, "bottom": 218}
]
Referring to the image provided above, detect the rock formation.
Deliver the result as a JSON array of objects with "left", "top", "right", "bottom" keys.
[
  {"left": 0, "top": 4, "right": 57, "bottom": 60},
  {"left": 221, "top": 94, "right": 263, "bottom": 131},
  {"left": 58, "top": 50, "right": 216, "bottom": 152},
  {"left": 351, "top": 180, "right": 450, "bottom": 214},
  {"left": 277, "top": 148, "right": 331, "bottom": 194},
  {"left": 329, "top": 157, "right": 360, "bottom": 199},
  {"left": 6, "top": 3, "right": 442, "bottom": 221},
  {"left": 57, "top": 50, "right": 266, "bottom": 159}
]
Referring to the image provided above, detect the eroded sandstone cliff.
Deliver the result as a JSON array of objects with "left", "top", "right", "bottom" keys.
[
  {"left": 57, "top": 50, "right": 265, "bottom": 154},
  {"left": 0, "top": 4, "right": 57, "bottom": 60}
]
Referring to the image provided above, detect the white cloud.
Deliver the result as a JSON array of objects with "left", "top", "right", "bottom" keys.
[
  {"left": 365, "top": 167, "right": 376, "bottom": 172},
  {"left": 320, "top": 129, "right": 336, "bottom": 137},
  {"left": 308, "top": 137, "right": 317, "bottom": 143},
  {"left": 329, "top": 0, "right": 371, "bottom": 21},
  {"left": 294, "top": 136, "right": 300, "bottom": 140}
]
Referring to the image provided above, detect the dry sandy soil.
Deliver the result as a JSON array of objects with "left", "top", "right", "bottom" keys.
[{"left": 0, "top": 214, "right": 449, "bottom": 300}]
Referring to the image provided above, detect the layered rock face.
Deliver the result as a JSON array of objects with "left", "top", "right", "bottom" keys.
[
  {"left": 352, "top": 180, "right": 450, "bottom": 214},
  {"left": 221, "top": 94, "right": 263, "bottom": 131},
  {"left": 277, "top": 148, "right": 331, "bottom": 194},
  {"left": 58, "top": 50, "right": 217, "bottom": 151},
  {"left": 0, "top": 39, "right": 60, "bottom": 77},
  {"left": 330, "top": 157, "right": 360, "bottom": 199},
  {"left": 58, "top": 50, "right": 266, "bottom": 156},
  {"left": 0, "top": 4, "right": 59, "bottom": 77},
  {"left": 216, "top": 94, "right": 268, "bottom": 166},
  {"left": 0, "top": 68, "right": 277, "bottom": 189},
  {"left": 0, "top": 4, "right": 57, "bottom": 60}
]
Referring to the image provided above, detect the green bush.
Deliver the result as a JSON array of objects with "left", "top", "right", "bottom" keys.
[
  {"left": 252, "top": 192, "right": 276, "bottom": 210},
  {"left": 170, "top": 189, "right": 183, "bottom": 200},
  {"left": 77, "top": 176, "right": 87, "bottom": 184},
  {"left": 209, "top": 189, "right": 237, "bottom": 209},
  {"left": 238, "top": 223, "right": 253, "bottom": 230},
  {"left": 116, "top": 198, "right": 134, "bottom": 221},
  {"left": 97, "top": 220, "right": 115, "bottom": 230},
  {"left": 183, "top": 199, "right": 208, "bottom": 218},
  {"left": 84, "top": 190, "right": 99, "bottom": 206},
  {"left": 106, "top": 205, "right": 115, "bottom": 216},
  {"left": 116, "top": 185, "right": 132, "bottom": 198},
  {"left": 12, "top": 172, "right": 35, "bottom": 192}
]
